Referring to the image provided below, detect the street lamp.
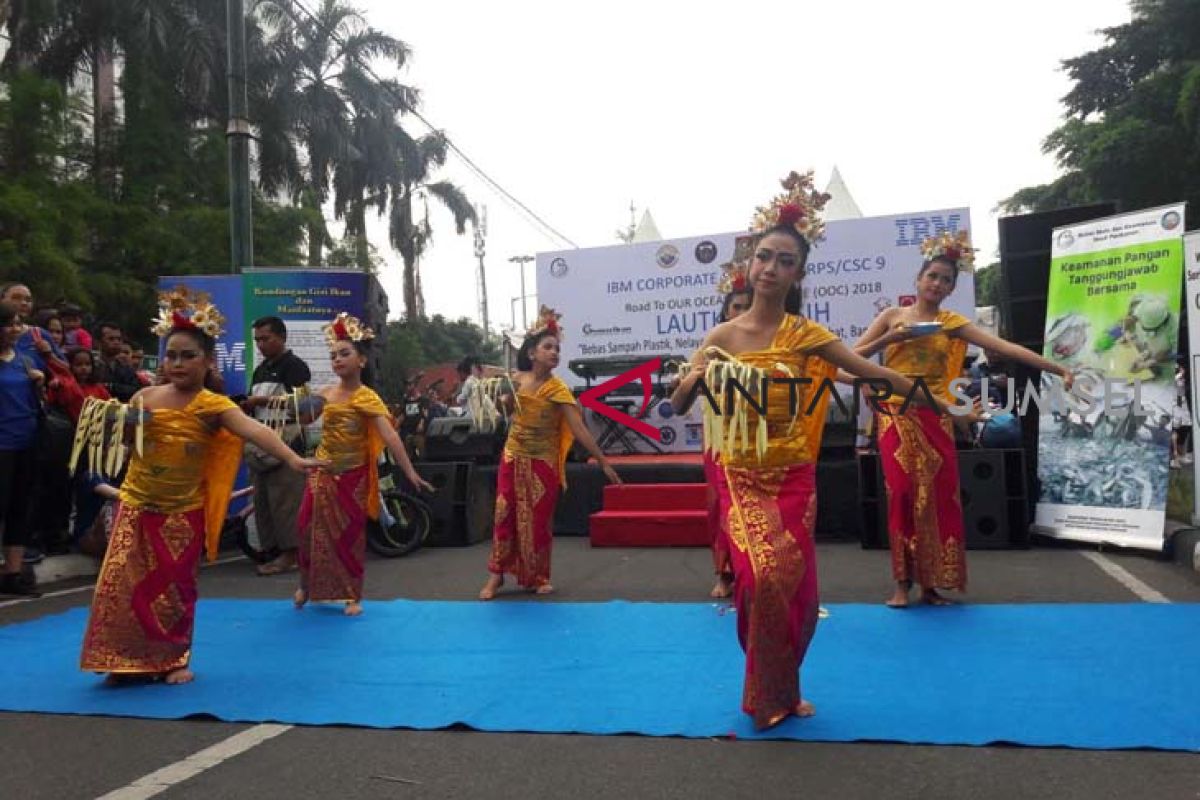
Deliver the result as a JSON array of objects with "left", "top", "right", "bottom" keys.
[{"left": 509, "top": 255, "right": 535, "bottom": 330}]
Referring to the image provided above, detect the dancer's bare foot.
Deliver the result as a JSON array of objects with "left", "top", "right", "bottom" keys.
[
  {"left": 293, "top": 588, "right": 307, "bottom": 609},
  {"left": 886, "top": 580, "right": 912, "bottom": 608},
  {"left": 479, "top": 574, "right": 503, "bottom": 601},
  {"left": 710, "top": 576, "right": 733, "bottom": 598},
  {"left": 164, "top": 668, "right": 194, "bottom": 685},
  {"left": 534, "top": 583, "right": 555, "bottom": 595},
  {"left": 344, "top": 601, "right": 363, "bottom": 616},
  {"left": 794, "top": 700, "right": 815, "bottom": 718},
  {"left": 921, "top": 589, "right": 953, "bottom": 606}
]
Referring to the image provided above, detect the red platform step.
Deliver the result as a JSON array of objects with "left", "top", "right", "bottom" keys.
[
  {"left": 602, "top": 483, "right": 707, "bottom": 512},
  {"left": 588, "top": 483, "right": 711, "bottom": 547}
]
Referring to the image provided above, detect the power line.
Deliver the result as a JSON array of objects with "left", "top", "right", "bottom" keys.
[{"left": 282, "top": 0, "right": 578, "bottom": 249}]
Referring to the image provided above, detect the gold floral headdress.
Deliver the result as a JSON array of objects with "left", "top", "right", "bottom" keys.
[
  {"left": 151, "top": 286, "right": 226, "bottom": 339},
  {"left": 749, "top": 170, "right": 833, "bottom": 245},
  {"left": 322, "top": 311, "right": 375, "bottom": 347},
  {"left": 526, "top": 305, "right": 563, "bottom": 340},
  {"left": 920, "top": 230, "right": 977, "bottom": 273},
  {"left": 717, "top": 261, "right": 749, "bottom": 295}
]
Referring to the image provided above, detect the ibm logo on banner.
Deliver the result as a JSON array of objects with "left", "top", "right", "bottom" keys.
[
  {"left": 215, "top": 342, "right": 247, "bottom": 373},
  {"left": 894, "top": 214, "right": 963, "bottom": 246}
]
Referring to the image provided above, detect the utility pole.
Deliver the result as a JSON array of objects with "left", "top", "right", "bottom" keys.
[
  {"left": 509, "top": 255, "right": 535, "bottom": 330},
  {"left": 226, "top": 0, "right": 253, "bottom": 272},
  {"left": 474, "top": 205, "right": 490, "bottom": 333}
]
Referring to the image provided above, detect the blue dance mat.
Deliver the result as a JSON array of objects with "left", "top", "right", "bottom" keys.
[{"left": 0, "top": 600, "right": 1196, "bottom": 750}]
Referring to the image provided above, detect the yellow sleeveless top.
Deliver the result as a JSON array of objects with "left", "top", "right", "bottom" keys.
[
  {"left": 316, "top": 385, "right": 389, "bottom": 519},
  {"left": 882, "top": 310, "right": 971, "bottom": 403},
  {"left": 708, "top": 315, "right": 839, "bottom": 469},
  {"left": 119, "top": 389, "right": 242, "bottom": 561},
  {"left": 505, "top": 375, "right": 576, "bottom": 486}
]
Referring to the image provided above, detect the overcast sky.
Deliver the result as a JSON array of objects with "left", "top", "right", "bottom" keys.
[{"left": 355, "top": 0, "right": 1133, "bottom": 329}]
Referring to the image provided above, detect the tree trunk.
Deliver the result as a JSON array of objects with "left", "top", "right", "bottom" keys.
[
  {"left": 307, "top": 159, "right": 324, "bottom": 266},
  {"left": 92, "top": 46, "right": 116, "bottom": 192},
  {"left": 414, "top": 256, "right": 425, "bottom": 318}
]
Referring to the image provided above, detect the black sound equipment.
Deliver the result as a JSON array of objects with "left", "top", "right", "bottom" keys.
[
  {"left": 422, "top": 416, "right": 506, "bottom": 464},
  {"left": 412, "top": 461, "right": 492, "bottom": 546},
  {"left": 857, "top": 448, "right": 1029, "bottom": 550}
]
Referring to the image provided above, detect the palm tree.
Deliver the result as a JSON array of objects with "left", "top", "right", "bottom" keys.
[
  {"left": 257, "top": 0, "right": 411, "bottom": 266},
  {"left": 387, "top": 127, "right": 474, "bottom": 319}
]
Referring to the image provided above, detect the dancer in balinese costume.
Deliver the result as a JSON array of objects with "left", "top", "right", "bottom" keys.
[
  {"left": 704, "top": 257, "right": 753, "bottom": 598},
  {"left": 295, "top": 313, "right": 433, "bottom": 616},
  {"left": 671, "top": 171, "right": 952, "bottom": 729},
  {"left": 79, "top": 288, "right": 326, "bottom": 685},
  {"left": 854, "top": 232, "right": 1073, "bottom": 608},
  {"left": 478, "top": 307, "right": 621, "bottom": 600}
]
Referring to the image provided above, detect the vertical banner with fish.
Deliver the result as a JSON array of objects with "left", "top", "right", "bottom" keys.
[
  {"left": 1184, "top": 231, "right": 1200, "bottom": 524},
  {"left": 1034, "top": 204, "right": 1186, "bottom": 550}
]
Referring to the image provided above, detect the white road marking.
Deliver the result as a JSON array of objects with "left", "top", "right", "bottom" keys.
[
  {"left": 0, "top": 555, "right": 247, "bottom": 610},
  {"left": 94, "top": 724, "right": 293, "bottom": 800},
  {"left": 1080, "top": 551, "right": 1170, "bottom": 603}
]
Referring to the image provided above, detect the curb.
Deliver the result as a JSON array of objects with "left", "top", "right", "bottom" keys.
[
  {"left": 1165, "top": 520, "right": 1200, "bottom": 575},
  {"left": 33, "top": 554, "right": 100, "bottom": 585}
]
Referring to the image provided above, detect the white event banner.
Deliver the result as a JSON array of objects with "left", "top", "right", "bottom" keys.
[{"left": 536, "top": 208, "right": 974, "bottom": 453}]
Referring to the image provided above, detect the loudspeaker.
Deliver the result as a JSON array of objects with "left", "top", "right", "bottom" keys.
[
  {"left": 410, "top": 461, "right": 494, "bottom": 547},
  {"left": 423, "top": 417, "right": 506, "bottom": 463},
  {"left": 858, "top": 448, "right": 1029, "bottom": 550}
]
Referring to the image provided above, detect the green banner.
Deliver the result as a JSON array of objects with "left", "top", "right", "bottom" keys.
[{"left": 1036, "top": 204, "right": 1186, "bottom": 550}]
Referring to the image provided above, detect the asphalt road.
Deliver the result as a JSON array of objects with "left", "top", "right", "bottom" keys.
[{"left": 2, "top": 539, "right": 1198, "bottom": 800}]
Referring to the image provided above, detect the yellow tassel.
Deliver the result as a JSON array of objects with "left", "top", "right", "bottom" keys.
[
  {"left": 135, "top": 395, "right": 144, "bottom": 457},
  {"left": 69, "top": 398, "right": 98, "bottom": 475}
]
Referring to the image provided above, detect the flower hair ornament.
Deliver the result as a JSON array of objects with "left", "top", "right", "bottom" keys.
[
  {"left": 322, "top": 311, "right": 375, "bottom": 347},
  {"left": 526, "top": 305, "right": 563, "bottom": 340},
  {"left": 717, "top": 261, "right": 749, "bottom": 295},
  {"left": 151, "top": 286, "right": 226, "bottom": 339},
  {"left": 749, "top": 170, "right": 833, "bottom": 245},
  {"left": 920, "top": 230, "right": 977, "bottom": 274}
]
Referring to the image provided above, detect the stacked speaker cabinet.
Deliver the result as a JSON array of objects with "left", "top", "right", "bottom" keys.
[
  {"left": 412, "top": 461, "right": 493, "bottom": 546},
  {"left": 423, "top": 417, "right": 506, "bottom": 464},
  {"left": 857, "top": 449, "right": 1030, "bottom": 550}
]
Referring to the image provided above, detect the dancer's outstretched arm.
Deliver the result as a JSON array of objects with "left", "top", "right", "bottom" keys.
[
  {"left": 954, "top": 325, "right": 1074, "bottom": 389},
  {"left": 219, "top": 408, "right": 327, "bottom": 472},
  {"left": 561, "top": 405, "right": 621, "bottom": 485},
  {"left": 371, "top": 415, "right": 435, "bottom": 493}
]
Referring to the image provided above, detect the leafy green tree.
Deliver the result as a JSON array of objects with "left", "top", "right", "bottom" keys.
[
  {"left": 1002, "top": 0, "right": 1200, "bottom": 217},
  {"left": 974, "top": 263, "right": 1001, "bottom": 307}
]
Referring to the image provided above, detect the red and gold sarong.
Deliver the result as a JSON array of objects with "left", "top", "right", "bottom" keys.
[
  {"left": 703, "top": 451, "right": 731, "bottom": 577},
  {"left": 80, "top": 506, "right": 205, "bottom": 673}
]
